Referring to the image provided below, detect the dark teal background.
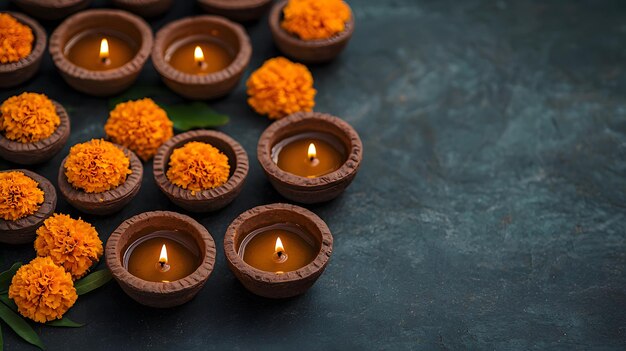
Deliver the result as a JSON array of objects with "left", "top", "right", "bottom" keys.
[{"left": 1, "top": 0, "right": 625, "bottom": 349}]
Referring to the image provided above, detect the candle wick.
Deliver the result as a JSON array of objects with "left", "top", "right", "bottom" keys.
[
  {"left": 277, "top": 251, "right": 283, "bottom": 258},
  {"left": 101, "top": 57, "right": 111, "bottom": 65}
]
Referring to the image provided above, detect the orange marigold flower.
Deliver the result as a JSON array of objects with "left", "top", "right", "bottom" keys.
[
  {"left": 105, "top": 98, "right": 174, "bottom": 161},
  {"left": 246, "top": 57, "right": 316, "bottom": 119},
  {"left": 35, "top": 213, "right": 103, "bottom": 279},
  {"left": 64, "top": 139, "right": 132, "bottom": 193},
  {"left": 281, "top": 0, "right": 352, "bottom": 40},
  {"left": 166, "top": 141, "right": 230, "bottom": 194},
  {"left": 0, "top": 92, "right": 60, "bottom": 143},
  {"left": 8, "top": 257, "right": 77, "bottom": 323},
  {"left": 0, "top": 171, "right": 44, "bottom": 221},
  {"left": 0, "top": 13, "right": 34, "bottom": 64}
]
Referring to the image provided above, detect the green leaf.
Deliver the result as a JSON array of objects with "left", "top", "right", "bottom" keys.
[
  {"left": 1, "top": 320, "right": 4, "bottom": 351},
  {"left": 0, "top": 296, "right": 16, "bottom": 313},
  {"left": 46, "top": 317, "right": 83, "bottom": 328},
  {"left": 108, "top": 85, "right": 171, "bottom": 110},
  {"left": 0, "top": 263, "right": 21, "bottom": 294},
  {"left": 74, "top": 270, "right": 112, "bottom": 296},
  {"left": 0, "top": 302, "right": 45, "bottom": 350},
  {"left": 164, "top": 102, "right": 230, "bottom": 130}
]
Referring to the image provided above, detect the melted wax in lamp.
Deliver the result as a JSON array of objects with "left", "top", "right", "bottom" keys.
[
  {"left": 124, "top": 231, "right": 201, "bottom": 282},
  {"left": 65, "top": 31, "right": 137, "bottom": 71},
  {"left": 238, "top": 223, "right": 319, "bottom": 273},
  {"left": 272, "top": 132, "right": 346, "bottom": 178},
  {"left": 165, "top": 35, "right": 233, "bottom": 75}
]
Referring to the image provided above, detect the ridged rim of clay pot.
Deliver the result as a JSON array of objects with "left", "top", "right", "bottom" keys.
[
  {"left": 0, "top": 101, "right": 71, "bottom": 165},
  {"left": 198, "top": 0, "right": 272, "bottom": 10},
  {"left": 152, "top": 15, "right": 252, "bottom": 86},
  {"left": 106, "top": 211, "right": 216, "bottom": 307},
  {"left": 111, "top": 0, "right": 172, "bottom": 17},
  {"left": 269, "top": 0, "right": 354, "bottom": 49},
  {"left": 258, "top": 111, "right": 362, "bottom": 189},
  {"left": 49, "top": 9, "right": 153, "bottom": 81},
  {"left": 0, "top": 169, "right": 56, "bottom": 245},
  {"left": 12, "top": 0, "right": 92, "bottom": 20},
  {"left": 224, "top": 203, "right": 333, "bottom": 294},
  {"left": 153, "top": 130, "right": 249, "bottom": 212},
  {"left": 58, "top": 143, "right": 143, "bottom": 215},
  {"left": 13, "top": 0, "right": 88, "bottom": 8},
  {"left": 0, "top": 12, "right": 46, "bottom": 74}
]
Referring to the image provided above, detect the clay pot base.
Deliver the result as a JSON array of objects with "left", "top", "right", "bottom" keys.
[
  {"left": 224, "top": 203, "right": 333, "bottom": 299},
  {"left": 269, "top": 0, "right": 354, "bottom": 63},
  {"left": 197, "top": 0, "right": 273, "bottom": 22},
  {"left": 258, "top": 112, "right": 363, "bottom": 204},
  {"left": 153, "top": 130, "right": 249, "bottom": 212},
  {"left": 12, "top": 0, "right": 92, "bottom": 20},
  {"left": 152, "top": 15, "right": 252, "bottom": 100},
  {"left": 0, "top": 101, "right": 71, "bottom": 165},
  {"left": 0, "top": 169, "right": 56, "bottom": 245},
  {"left": 0, "top": 12, "right": 46, "bottom": 88},
  {"left": 112, "top": 0, "right": 172, "bottom": 18},
  {"left": 49, "top": 9, "right": 153, "bottom": 97},
  {"left": 106, "top": 211, "right": 216, "bottom": 308},
  {"left": 58, "top": 144, "right": 143, "bottom": 215}
]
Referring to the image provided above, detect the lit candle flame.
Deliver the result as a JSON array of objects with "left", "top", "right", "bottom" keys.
[
  {"left": 99, "top": 38, "right": 109, "bottom": 61},
  {"left": 307, "top": 143, "right": 317, "bottom": 160},
  {"left": 194, "top": 46, "right": 205, "bottom": 65},
  {"left": 159, "top": 244, "right": 168, "bottom": 265},
  {"left": 273, "top": 237, "right": 288, "bottom": 263},
  {"left": 275, "top": 237, "right": 284, "bottom": 255}
]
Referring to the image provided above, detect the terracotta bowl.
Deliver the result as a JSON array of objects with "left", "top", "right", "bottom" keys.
[
  {"left": 224, "top": 203, "right": 333, "bottom": 298},
  {"left": 269, "top": 0, "right": 354, "bottom": 63},
  {"left": 49, "top": 9, "right": 153, "bottom": 97},
  {"left": 58, "top": 143, "right": 143, "bottom": 215},
  {"left": 152, "top": 15, "right": 252, "bottom": 100},
  {"left": 106, "top": 211, "right": 216, "bottom": 308},
  {"left": 0, "top": 12, "right": 46, "bottom": 88},
  {"left": 257, "top": 111, "right": 363, "bottom": 204},
  {"left": 0, "top": 101, "right": 71, "bottom": 165},
  {"left": 0, "top": 169, "right": 56, "bottom": 245},
  {"left": 153, "top": 130, "right": 249, "bottom": 212},
  {"left": 112, "top": 0, "right": 172, "bottom": 18},
  {"left": 12, "top": 0, "right": 92, "bottom": 20},
  {"left": 197, "top": 0, "right": 273, "bottom": 22}
]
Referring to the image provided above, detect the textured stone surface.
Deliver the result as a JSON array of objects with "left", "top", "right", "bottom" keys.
[{"left": 1, "top": 0, "right": 625, "bottom": 349}]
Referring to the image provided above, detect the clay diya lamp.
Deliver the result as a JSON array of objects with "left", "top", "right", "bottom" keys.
[
  {"left": 269, "top": 0, "right": 354, "bottom": 63},
  {"left": 0, "top": 12, "right": 46, "bottom": 88},
  {"left": 151, "top": 15, "right": 252, "bottom": 100},
  {"left": 106, "top": 211, "right": 216, "bottom": 308},
  {"left": 224, "top": 203, "right": 333, "bottom": 298},
  {"left": 12, "top": 0, "right": 92, "bottom": 20},
  {"left": 0, "top": 169, "right": 56, "bottom": 245},
  {"left": 112, "top": 0, "right": 172, "bottom": 18},
  {"left": 58, "top": 142, "right": 143, "bottom": 215},
  {"left": 153, "top": 130, "right": 249, "bottom": 212},
  {"left": 197, "top": 0, "right": 273, "bottom": 22},
  {"left": 257, "top": 111, "right": 363, "bottom": 204},
  {"left": 0, "top": 100, "right": 71, "bottom": 165},
  {"left": 49, "top": 9, "right": 153, "bottom": 96}
]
